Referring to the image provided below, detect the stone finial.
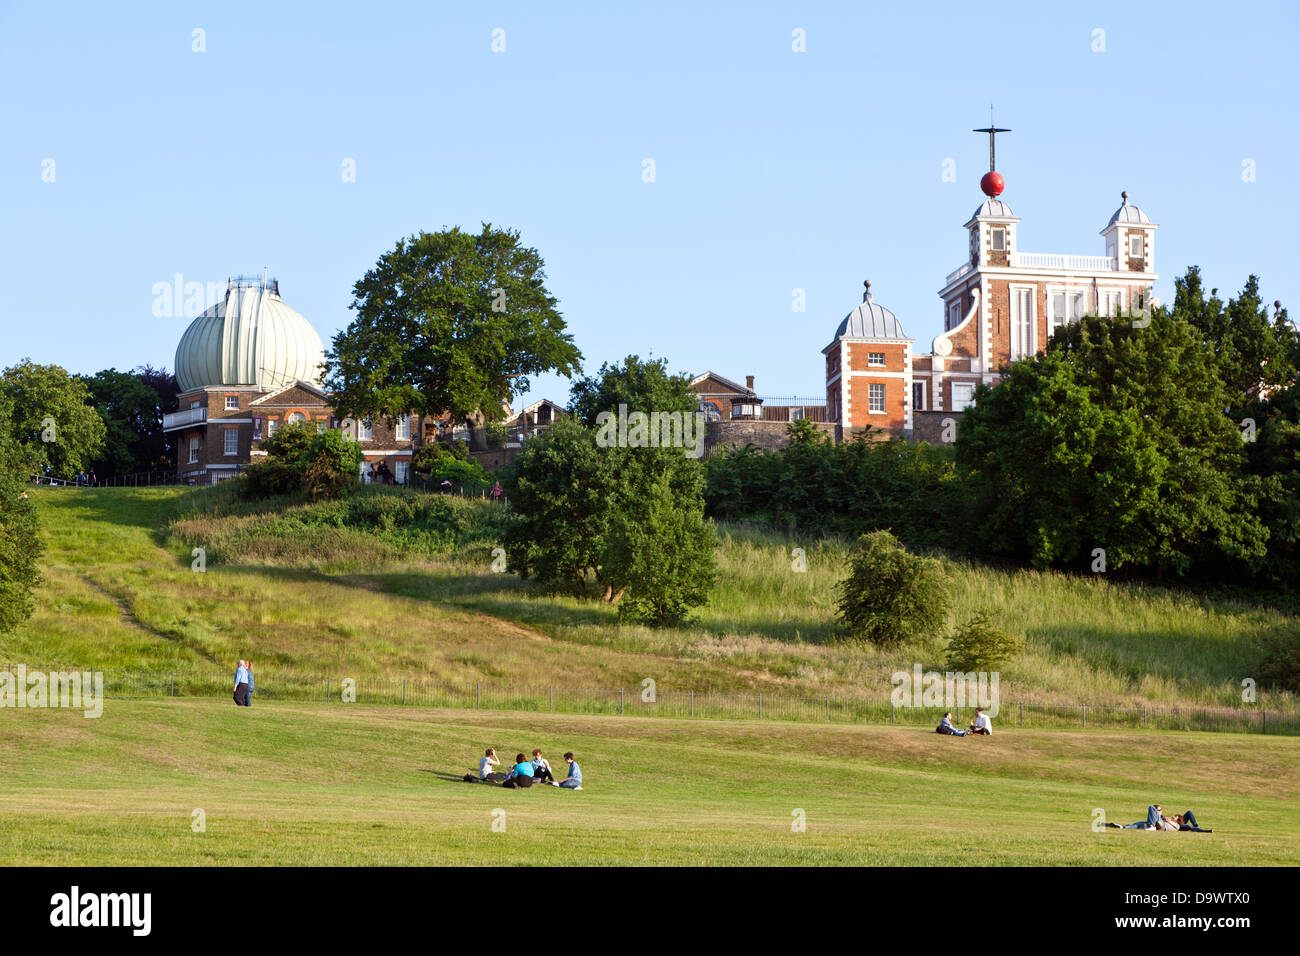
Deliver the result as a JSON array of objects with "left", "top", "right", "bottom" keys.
[
  {"left": 1121, "top": 190, "right": 1129, "bottom": 201},
  {"left": 863, "top": 279, "right": 872, "bottom": 303}
]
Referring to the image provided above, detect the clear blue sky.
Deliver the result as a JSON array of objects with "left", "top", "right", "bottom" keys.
[{"left": 2, "top": 0, "right": 1296, "bottom": 409}]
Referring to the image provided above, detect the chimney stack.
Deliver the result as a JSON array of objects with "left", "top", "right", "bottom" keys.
[{"left": 745, "top": 375, "right": 755, "bottom": 392}]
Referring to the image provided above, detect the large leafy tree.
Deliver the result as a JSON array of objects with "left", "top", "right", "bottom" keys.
[
  {"left": 0, "top": 359, "right": 106, "bottom": 479},
  {"left": 0, "top": 393, "right": 42, "bottom": 632},
  {"left": 324, "top": 224, "right": 582, "bottom": 449},
  {"left": 958, "top": 304, "right": 1268, "bottom": 576},
  {"left": 568, "top": 354, "right": 697, "bottom": 426},
  {"left": 80, "top": 366, "right": 176, "bottom": 478}
]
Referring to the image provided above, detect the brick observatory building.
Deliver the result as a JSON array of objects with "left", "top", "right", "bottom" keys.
[
  {"left": 825, "top": 123, "right": 1159, "bottom": 441},
  {"left": 164, "top": 275, "right": 437, "bottom": 484}
]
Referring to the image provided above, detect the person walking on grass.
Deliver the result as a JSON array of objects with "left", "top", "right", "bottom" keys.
[
  {"left": 552, "top": 752, "right": 583, "bottom": 789},
  {"left": 233, "top": 659, "right": 250, "bottom": 707},
  {"left": 245, "top": 660, "right": 254, "bottom": 707}
]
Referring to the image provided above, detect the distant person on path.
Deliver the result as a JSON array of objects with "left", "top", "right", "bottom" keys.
[
  {"left": 502, "top": 753, "right": 536, "bottom": 789},
  {"left": 969, "top": 707, "right": 992, "bottom": 735},
  {"left": 233, "top": 659, "right": 250, "bottom": 706},
  {"left": 490, "top": 481, "right": 502, "bottom": 502},
  {"left": 554, "top": 752, "right": 583, "bottom": 789},
  {"left": 530, "top": 748, "right": 554, "bottom": 783},
  {"left": 936, "top": 712, "right": 967, "bottom": 736},
  {"left": 245, "top": 661, "right": 254, "bottom": 707}
]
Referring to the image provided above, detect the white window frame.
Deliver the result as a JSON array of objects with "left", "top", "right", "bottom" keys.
[
  {"left": 1010, "top": 284, "right": 1037, "bottom": 360},
  {"left": 951, "top": 382, "right": 976, "bottom": 412},
  {"left": 358, "top": 418, "right": 373, "bottom": 441},
  {"left": 912, "top": 381, "right": 925, "bottom": 411},
  {"left": 190, "top": 400, "right": 202, "bottom": 410},
  {"left": 395, "top": 460, "right": 409, "bottom": 485},
  {"left": 267, "top": 419, "right": 278, "bottom": 437},
  {"left": 1099, "top": 288, "right": 1125, "bottom": 317},
  {"left": 224, "top": 395, "right": 239, "bottom": 410},
  {"left": 223, "top": 429, "right": 238, "bottom": 457},
  {"left": 188, "top": 437, "right": 200, "bottom": 464},
  {"left": 395, "top": 414, "right": 411, "bottom": 441},
  {"left": 867, "top": 383, "right": 886, "bottom": 414},
  {"left": 1047, "top": 287, "right": 1085, "bottom": 337},
  {"left": 287, "top": 411, "right": 306, "bottom": 425},
  {"left": 948, "top": 300, "right": 962, "bottom": 331},
  {"left": 867, "top": 351, "right": 886, "bottom": 367},
  {"left": 1128, "top": 234, "right": 1143, "bottom": 258},
  {"left": 991, "top": 227, "right": 1006, "bottom": 252}
]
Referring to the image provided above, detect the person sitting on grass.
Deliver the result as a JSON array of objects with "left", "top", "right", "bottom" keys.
[
  {"left": 968, "top": 707, "right": 991, "bottom": 735},
  {"left": 553, "top": 752, "right": 583, "bottom": 789},
  {"left": 502, "top": 753, "right": 536, "bottom": 789},
  {"left": 479, "top": 748, "right": 506, "bottom": 783},
  {"left": 936, "top": 712, "right": 967, "bottom": 736},
  {"left": 531, "top": 749, "right": 555, "bottom": 783}
]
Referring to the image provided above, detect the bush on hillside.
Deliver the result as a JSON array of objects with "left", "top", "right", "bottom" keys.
[
  {"left": 241, "top": 422, "right": 363, "bottom": 501},
  {"left": 835, "top": 530, "right": 949, "bottom": 647},
  {"left": 1258, "top": 631, "right": 1300, "bottom": 694},
  {"left": 945, "top": 612, "right": 1024, "bottom": 672}
]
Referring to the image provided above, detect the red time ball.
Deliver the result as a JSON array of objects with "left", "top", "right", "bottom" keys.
[{"left": 980, "top": 171, "right": 1005, "bottom": 197}]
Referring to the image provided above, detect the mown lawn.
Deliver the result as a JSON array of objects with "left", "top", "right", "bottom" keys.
[{"left": 0, "top": 698, "right": 1296, "bottom": 866}]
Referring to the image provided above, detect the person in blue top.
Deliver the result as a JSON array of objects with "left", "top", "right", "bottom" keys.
[
  {"left": 555, "top": 752, "right": 583, "bottom": 789},
  {"left": 503, "top": 753, "right": 536, "bottom": 788},
  {"left": 245, "top": 660, "right": 254, "bottom": 707},
  {"left": 936, "top": 712, "right": 967, "bottom": 736},
  {"left": 1107, "top": 805, "right": 1163, "bottom": 830},
  {"left": 233, "top": 660, "right": 250, "bottom": 707}
]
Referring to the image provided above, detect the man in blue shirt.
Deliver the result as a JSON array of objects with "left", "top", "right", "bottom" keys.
[
  {"left": 233, "top": 660, "right": 250, "bottom": 707},
  {"left": 556, "top": 752, "right": 583, "bottom": 789},
  {"left": 937, "top": 712, "right": 967, "bottom": 736}
]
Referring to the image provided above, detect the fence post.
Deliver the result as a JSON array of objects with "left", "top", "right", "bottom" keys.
[
  {"left": 1203, "top": 707, "right": 1208, "bottom": 732},
  {"left": 1018, "top": 702, "right": 1022, "bottom": 726},
  {"left": 1082, "top": 705, "right": 1086, "bottom": 727},
  {"left": 829, "top": 698, "right": 833, "bottom": 723},
  {"left": 549, "top": 686, "right": 553, "bottom": 713},
  {"left": 619, "top": 688, "right": 624, "bottom": 715},
  {"left": 889, "top": 700, "right": 894, "bottom": 724},
  {"left": 1262, "top": 709, "right": 1266, "bottom": 735},
  {"left": 170, "top": 671, "right": 174, "bottom": 697},
  {"left": 402, "top": 680, "right": 406, "bottom": 705},
  {"left": 1143, "top": 704, "right": 1147, "bottom": 727},
  {"left": 327, "top": 676, "right": 330, "bottom": 701},
  {"left": 759, "top": 693, "right": 763, "bottom": 720}
]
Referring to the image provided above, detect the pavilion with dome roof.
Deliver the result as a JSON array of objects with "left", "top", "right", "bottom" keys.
[
  {"left": 163, "top": 275, "right": 440, "bottom": 484},
  {"left": 823, "top": 123, "right": 1159, "bottom": 441}
]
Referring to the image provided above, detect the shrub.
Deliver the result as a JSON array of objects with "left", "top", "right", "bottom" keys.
[
  {"left": 241, "top": 425, "right": 362, "bottom": 501},
  {"left": 945, "top": 612, "right": 1024, "bottom": 671},
  {"left": 835, "top": 530, "right": 949, "bottom": 646},
  {"left": 1258, "top": 630, "right": 1300, "bottom": 694}
]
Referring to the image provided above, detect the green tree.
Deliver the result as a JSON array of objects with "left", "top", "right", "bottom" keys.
[
  {"left": 568, "top": 354, "right": 697, "bottom": 427},
  {"left": 243, "top": 421, "right": 362, "bottom": 500},
  {"left": 945, "top": 612, "right": 1024, "bottom": 671},
  {"left": 1, "top": 359, "right": 106, "bottom": 479},
  {"left": 609, "top": 471, "right": 717, "bottom": 627},
  {"left": 80, "top": 367, "right": 176, "bottom": 478},
  {"left": 835, "top": 531, "right": 949, "bottom": 646},
  {"left": 0, "top": 393, "right": 43, "bottom": 632},
  {"left": 324, "top": 224, "right": 582, "bottom": 450}
]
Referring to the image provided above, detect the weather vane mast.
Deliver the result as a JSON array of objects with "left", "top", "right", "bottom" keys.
[{"left": 973, "top": 106, "right": 1011, "bottom": 198}]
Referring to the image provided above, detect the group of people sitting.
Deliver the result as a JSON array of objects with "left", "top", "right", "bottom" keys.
[
  {"left": 465, "top": 748, "right": 583, "bottom": 790},
  {"left": 936, "top": 708, "right": 992, "bottom": 736},
  {"left": 1106, "top": 805, "right": 1212, "bottom": 832}
]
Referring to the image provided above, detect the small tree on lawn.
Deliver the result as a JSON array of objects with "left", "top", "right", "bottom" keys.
[
  {"left": 836, "top": 530, "right": 949, "bottom": 646},
  {"left": 945, "top": 612, "right": 1024, "bottom": 671}
]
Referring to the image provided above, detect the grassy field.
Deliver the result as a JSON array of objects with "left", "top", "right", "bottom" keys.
[
  {"left": 6, "top": 486, "right": 1297, "bottom": 719},
  {"left": 1, "top": 697, "right": 1297, "bottom": 866}
]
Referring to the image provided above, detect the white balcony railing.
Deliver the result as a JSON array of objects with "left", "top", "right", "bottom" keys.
[
  {"left": 163, "top": 407, "right": 207, "bottom": 431},
  {"left": 1012, "top": 252, "right": 1117, "bottom": 272},
  {"left": 945, "top": 262, "right": 973, "bottom": 285}
]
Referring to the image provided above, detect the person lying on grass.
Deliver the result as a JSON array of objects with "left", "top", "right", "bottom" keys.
[
  {"left": 502, "top": 753, "right": 536, "bottom": 789},
  {"left": 1105, "top": 806, "right": 1212, "bottom": 832},
  {"left": 936, "top": 712, "right": 968, "bottom": 736}
]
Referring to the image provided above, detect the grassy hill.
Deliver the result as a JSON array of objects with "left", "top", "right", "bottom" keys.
[
  {"left": 1, "top": 698, "right": 1296, "bottom": 865},
  {"left": 5, "top": 485, "right": 1296, "bottom": 722}
]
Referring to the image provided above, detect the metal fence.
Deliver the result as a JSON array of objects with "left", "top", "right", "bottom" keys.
[{"left": 7, "top": 664, "right": 1294, "bottom": 735}]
